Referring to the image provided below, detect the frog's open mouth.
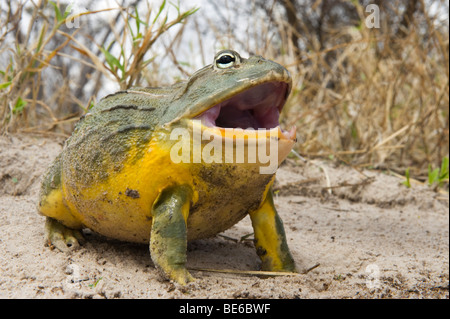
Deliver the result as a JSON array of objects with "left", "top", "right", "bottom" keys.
[{"left": 194, "top": 81, "right": 295, "bottom": 139}]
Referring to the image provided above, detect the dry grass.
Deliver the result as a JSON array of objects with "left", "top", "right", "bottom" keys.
[
  {"left": 285, "top": 22, "right": 449, "bottom": 176},
  {"left": 0, "top": 0, "right": 448, "bottom": 182},
  {"left": 0, "top": 0, "right": 197, "bottom": 133}
]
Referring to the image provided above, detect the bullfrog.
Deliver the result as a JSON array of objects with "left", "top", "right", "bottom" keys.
[{"left": 38, "top": 50, "right": 297, "bottom": 285}]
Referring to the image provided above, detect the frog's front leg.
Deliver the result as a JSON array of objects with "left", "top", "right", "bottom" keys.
[
  {"left": 250, "top": 189, "right": 296, "bottom": 272},
  {"left": 149, "top": 185, "right": 194, "bottom": 285}
]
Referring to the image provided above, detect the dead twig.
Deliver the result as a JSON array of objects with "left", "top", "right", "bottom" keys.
[
  {"left": 189, "top": 267, "right": 301, "bottom": 278},
  {"left": 303, "top": 263, "right": 321, "bottom": 274}
]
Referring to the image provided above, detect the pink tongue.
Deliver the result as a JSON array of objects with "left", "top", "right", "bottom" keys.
[{"left": 197, "top": 104, "right": 221, "bottom": 127}]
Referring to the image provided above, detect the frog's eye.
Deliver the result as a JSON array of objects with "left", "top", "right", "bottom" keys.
[{"left": 215, "top": 52, "right": 237, "bottom": 69}]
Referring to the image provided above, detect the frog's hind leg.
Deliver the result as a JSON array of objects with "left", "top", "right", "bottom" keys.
[
  {"left": 38, "top": 154, "right": 83, "bottom": 252},
  {"left": 45, "top": 217, "right": 84, "bottom": 252}
]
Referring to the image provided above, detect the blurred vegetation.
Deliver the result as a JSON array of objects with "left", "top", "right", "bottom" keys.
[
  {"left": 0, "top": 0, "right": 197, "bottom": 134},
  {"left": 0, "top": 0, "right": 448, "bottom": 186}
]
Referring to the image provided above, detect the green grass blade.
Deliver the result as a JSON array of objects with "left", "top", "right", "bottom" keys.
[
  {"left": 13, "top": 97, "right": 27, "bottom": 114},
  {"left": 153, "top": 0, "right": 167, "bottom": 24},
  {"left": 0, "top": 81, "right": 12, "bottom": 90},
  {"left": 402, "top": 168, "right": 411, "bottom": 188},
  {"left": 64, "top": 3, "right": 73, "bottom": 19},
  {"left": 35, "top": 23, "right": 47, "bottom": 53},
  {"left": 439, "top": 156, "right": 449, "bottom": 181},
  {"left": 135, "top": 6, "right": 140, "bottom": 35},
  {"left": 100, "top": 46, "right": 123, "bottom": 74},
  {"left": 49, "top": 1, "right": 63, "bottom": 22},
  {"left": 428, "top": 164, "right": 439, "bottom": 186}
]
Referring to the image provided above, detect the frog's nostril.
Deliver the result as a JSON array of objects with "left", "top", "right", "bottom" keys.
[{"left": 250, "top": 55, "right": 265, "bottom": 63}]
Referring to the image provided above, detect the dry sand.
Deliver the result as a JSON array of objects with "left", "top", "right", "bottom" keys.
[{"left": 0, "top": 134, "right": 448, "bottom": 299}]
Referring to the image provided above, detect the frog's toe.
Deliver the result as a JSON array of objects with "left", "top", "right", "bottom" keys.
[
  {"left": 45, "top": 217, "right": 84, "bottom": 252},
  {"left": 170, "top": 268, "right": 195, "bottom": 286}
]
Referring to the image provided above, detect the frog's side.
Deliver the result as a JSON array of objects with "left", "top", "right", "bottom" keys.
[{"left": 38, "top": 50, "right": 297, "bottom": 285}]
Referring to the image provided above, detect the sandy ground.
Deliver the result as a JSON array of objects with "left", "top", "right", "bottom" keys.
[{"left": 0, "top": 134, "right": 448, "bottom": 299}]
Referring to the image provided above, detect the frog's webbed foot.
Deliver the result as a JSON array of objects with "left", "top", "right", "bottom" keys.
[{"left": 45, "top": 217, "right": 84, "bottom": 252}]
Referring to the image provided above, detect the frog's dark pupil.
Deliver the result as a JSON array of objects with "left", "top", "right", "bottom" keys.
[{"left": 218, "top": 55, "right": 235, "bottom": 65}]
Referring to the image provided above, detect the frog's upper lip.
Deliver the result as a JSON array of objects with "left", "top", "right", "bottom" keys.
[{"left": 194, "top": 81, "right": 292, "bottom": 137}]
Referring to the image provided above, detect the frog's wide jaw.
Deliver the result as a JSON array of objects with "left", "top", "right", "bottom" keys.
[{"left": 192, "top": 80, "right": 296, "bottom": 166}]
